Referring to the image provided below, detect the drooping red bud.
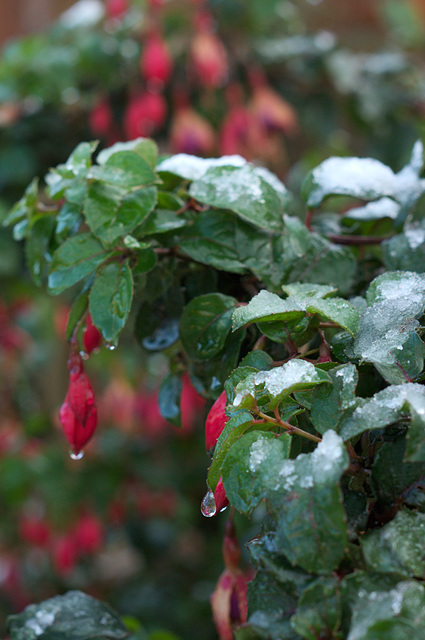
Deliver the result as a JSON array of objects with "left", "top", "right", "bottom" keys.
[
  {"left": 205, "top": 390, "right": 228, "bottom": 452},
  {"left": 140, "top": 31, "right": 173, "bottom": 88},
  {"left": 214, "top": 477, "right": 229, "bottom": 513},
  {"left": 124, "top": 91, "right": 167, "bottom": 140},
  {"left": 67, "top": 366, "right": 96, "bottom": 427},
  {"left": 249, "top": 85, "right": 298, "bottom": 135},
  {"left": 210, "top": 517, "right": 248, "bottom": 640},
  {"left": 59, "top": 353, "right": 98, "bottom": 455},
  {"left": 89, "top": 98, "right": 114, "bottom": 138},
  {"left": 170, "top": 107, "right": 215, "bottom": 155},
  {"left": 74, "top": 512, "right": 104, "bottom": 555},
  {"left": 83, "top": 314, "right": 102, "bottom": 355},
  {"left": 59, "top": 394, "right": 98, "bottom": 455},
  {"left": 191, "top": 30, "right": 228, "bottom": 89}
]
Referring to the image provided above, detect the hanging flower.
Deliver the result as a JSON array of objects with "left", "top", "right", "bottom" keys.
[
  {"left": 59, "top": 352, "right": 97, "bottom": 455},
  {"left": 210, "top": 518, "right": 249, "bottom": 640},
  {"left": 140, "top": 31, "right": 173, "bottom": 89},
  {"left": 124, "top": 91, "right": 167, "bottom": 140},
  {"left": 205, "top": 390, "right": 228, "bottom": 452}
]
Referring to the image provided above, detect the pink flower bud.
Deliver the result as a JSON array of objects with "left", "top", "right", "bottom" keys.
[
  {"left": 83, "top": 314, "right": 102, "bottom": 355},
  {"left": 205, "top": 390, "right": 228, "bottom": 452},
  {"left": 124, "top": 91, "right": 167, "bottom": 140},
  {"left": 141, "top": 31, "right": 173, "bottom": 88},
  {"left": 191, "top": 30, "right": 228, "bottom": 89},
  {"left": 170, "top": 107, "right": 215, "bottom": 155},
  {"left": 214, "top": 477, "right": 229, "bottom": 513}
]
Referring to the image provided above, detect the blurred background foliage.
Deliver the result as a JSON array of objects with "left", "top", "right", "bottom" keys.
[{"left": 1, "top": 0, "right": 425, "bottom": 637}]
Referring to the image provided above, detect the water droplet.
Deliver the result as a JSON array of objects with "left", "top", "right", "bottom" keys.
[
  {"left": 79, "top": 350, "right": 89, "bottom": 361},
  {"left": 69, "top": 450, "right": 84, "bottom": 461},
  {"left": 105, "top": 343, "right": 116, "bottom": 351},
  {"left": 201, "top": 489, "right": 217, "bottom": 517}
]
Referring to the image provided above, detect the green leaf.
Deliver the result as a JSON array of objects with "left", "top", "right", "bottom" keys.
[
  {"left": 25, "top": 214, "right": 55, "bottom": 286},
  {"left": 222, "top": 430, "right": 292, "bottom": 515},
  {"left": 339, "top": 383, "right": 425, "bottom": 441},
  {"left": 238, "top": 570, "right": 301, "bottom": 640},
  {"left": 371, "top": 434, "right": 425, "bottom": 510},
  {"left": 223, "top": 430, "right": 349, "bottom": 573},
  {"left": 232, "top": 359, "right": 331, "bottom": 410},
  {"left": 177, "top": 210, "right": 247, "bottom": 274},
  {"left": 89, "top": 151, "right": 158, "bottom": 188},
  {"left": 354, "top": 271, "right": 425, "bottom": 383},
  {"left": 7, "top": 590, "right": 129, "bottom": 640},
  {"left": 272, "top": 431, "right": 349, "bottom": 573},
  {"left": 361, "top": 509, "right": 425, "bottom": 578},
  {"left": 66, "top": 288, "right": 90, "bottom": 341},
  {"left": 84, "top": 182, "right": 157, "bottom": 246},
  {"left": 232, "top": 288, "right": 360, "bottom": 335},
  {"left": 48, "top": 232, "right": 112, "bottom": 295},
  {"left": 89, "top": 260, "right": 133, "bottom": 344},
  {"left": 345, "top": 578, "right": 425, "bottom": 640},
  {"left": 98, "top": 138, "right": 158, "bottom": 168},
  {"left": 383, "top": 221, "right": 425, "bottom": 272},
  {"left": 180, "top": 293, "right": 237, "bottom": 361},
  {"left": 156, "top": 153, "right": 246, "bottom": 181},
  {"left": 207, "top": 412, "right": 255, "bottom": 491},
  {"left": 189, "top": 164, "right": 287, "bottom": 232},
  {"left": 158, "top": 372, "right": 183, "bottom": 427},
  {"left": 3, "top": 177, "right": 39, "bottom": 228},
  {"left": 291, "top": 577, "right": 342, "bottom": 640},
  {"left": 311, "top": 364, "right": 358, "bottom": 434},
  {"left": 302, "top": 156, "right": 396, "bottom": 207}
]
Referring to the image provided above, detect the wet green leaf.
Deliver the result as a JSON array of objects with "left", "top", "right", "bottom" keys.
[
  {"left": 7, "top": 590, "right": 129, "bottom": 640},
  {"left": 89, "top": 259, "right": 133, "bottom": 344},
  {"left": 48, "top": 232, "right": 112, "bottom": 294},
  {"left": 180, "top": 293, "right": 237, "bottom": 361}
]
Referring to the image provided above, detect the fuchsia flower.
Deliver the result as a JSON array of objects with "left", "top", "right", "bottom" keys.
[
  {"left": 83, "top": 314, "right": 102, "bottom": 355},
  {"left": 205, "top": 390, "right": 228, "bottom": 452},
  {"left": 124, "top": 91, "right": 167, "bottom": 140},
  {"left": 210, "top": 519, "right": 249, "bottom": 640},
  {"left": 140, "top": 31, "right": 173, "bottom": 88},
  {"left": 59, "top": 353, "right": 97, "bottom": 455}
]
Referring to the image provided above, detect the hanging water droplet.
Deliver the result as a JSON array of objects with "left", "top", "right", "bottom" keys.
[
  {"left": 201, "top": 489, "right": 217, "bottom": 517},
  {"left": 79, "top": 350, "right": 89, "bottom": 361},
  {"left": 69, "top": 450, "right": 84, "bottom": 461},
  {"left": 219, "top": 504, "right": 228, "bottom": 513},
  {"left": 105, "top": 343, "right": 116, "bottom": 351}
]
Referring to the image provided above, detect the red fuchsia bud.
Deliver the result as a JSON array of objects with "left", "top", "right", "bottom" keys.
[
  {"left": 140, "top": 31, "right": 173, "bottom": 88},
  {"left": 214, "top": 477, "right": 229, "bottom": 513},
  {"left": 67, "top": 355, "right": 96, "bottom": 427},
  {"left": 190, "top": 29, "right": 228, "bottom": 89},
  {"left": 210, "top": 518, "right": 249, "bottom": 640},
  {"left": 19, "top": 514, "right": 50, "bottom": 547},
  {"left": 74, "top": 511, "right": 104, "bottom": 555},
  {"left": 124, "top": 91, "right": 167, "bottom": 140},
  {"left": 106, "top": 0, "right": 128, "bottom": 20},
  {"left": 83, "top": 314, "right": 102, "bottom": 355},
  {"left": 59, "top": 396, "right": 98, "bottom": 455},
  {"left": 249, "top": 85, "right": 298, "bottom": 136},
  {"left": 170, "top": 107, "right": 215, "bottom": 155},
  {"left": 52, "top": 533, "right": 78, "bottom": 576},
  {"left": 219, "top": 101, "right": 263, "bottom": 160},
  {"left": 180, "top": 374, "right": 205, "bottom": 434},
  {"left": 205, "top": 390, "right": 228, "bottom": 452},
  {"left": 89, "top": 98, "right": 114, "bottom": 138}
]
